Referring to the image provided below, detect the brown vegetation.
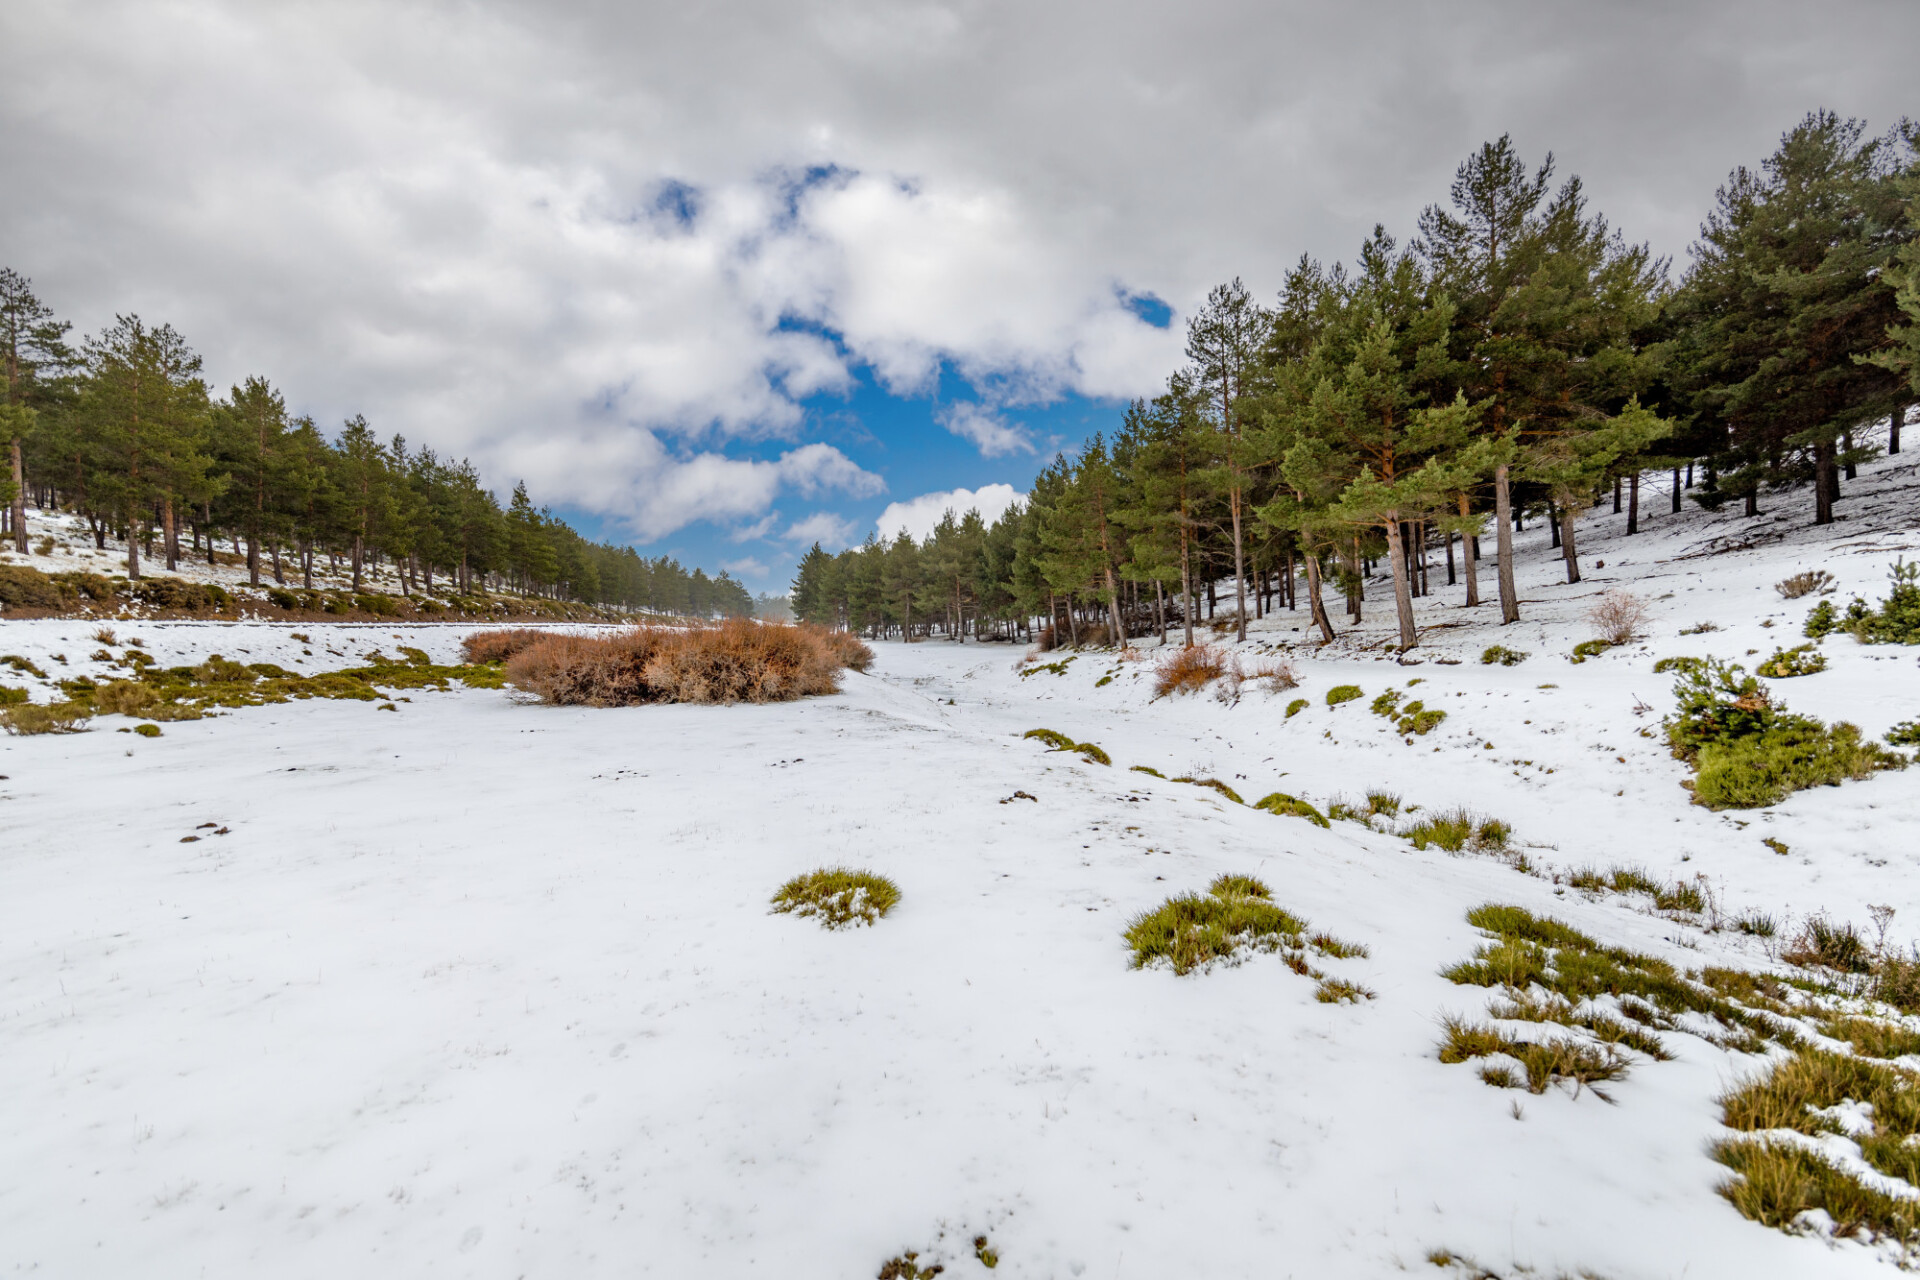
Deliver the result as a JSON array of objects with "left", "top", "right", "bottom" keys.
[
  {"left": 1586, "top": 589, "right": 1648, "bottom": 645},
  {"left": 1152, "top": 644, "right": 1228, "bottom": 697},
  {"left": 461, "top": 628, "right": 552, "bottom": 664},
  {"left": 502, "top": 619, "right": 873, "bottom": 706}
]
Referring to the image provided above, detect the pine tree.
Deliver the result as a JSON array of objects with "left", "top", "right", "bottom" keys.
[
  {"left": 0, "top": 269, "right": 74, "bottom": 552},
  {"left": 1184, "top": 278, "right": 1271, "bottom": 641}
]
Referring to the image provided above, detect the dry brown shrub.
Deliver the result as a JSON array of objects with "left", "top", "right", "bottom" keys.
[
  {"left": 1245, "top": 657, "right": 1298, "bottom": 691},
  {"left": 1587, "top": 589, "right": 1648, "bottom": 645},
  {"left": 1153, "top": 644, "right": 1228, "bottom": 697},
  {"left": 504, "top": 618, "right": 863, "bottom": 706},
  {"left": 461, "top": 628, "right": 550, "bottom": 664}
]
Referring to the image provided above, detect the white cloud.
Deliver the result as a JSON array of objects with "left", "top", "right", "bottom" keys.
[
  {"left": 876, "top": 483, "right": 1021, "bottom": 544},
  {"left": 936, "top": 402, "right": 1032, "bottom": 458},
  {"left": 722, "top": 557, "right": 769, "bottom": 578},
  {"left": 784, "top": 511, "right": 859, "bottom": 548},
  {"left": 3, "top": 0, "right": 1909, "bottom": 547}
]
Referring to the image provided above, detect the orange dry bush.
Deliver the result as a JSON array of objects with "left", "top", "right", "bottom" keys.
[
  {"left": 1153, "top": 644, "right": 1229, "bottom": 698},
  {"left": 461, "top": 628, "right": 550, "bottom": 664},
  {"left": 504, "top": 618, "right": 871, "bottom": 706}
]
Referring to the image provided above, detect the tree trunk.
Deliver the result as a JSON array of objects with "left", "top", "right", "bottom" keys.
[
  {"left": 1814, "top": 442, "right": 1836, "bottom": 525},
  {"left": 1459, "top": 494, "right": 1480, "bottom": 607},
  {"left": 1893, "top": 403, "right": 1905, "bottom": 456},
  {"left": 1671, "top": 466, "right": 1682, "bottom": 513},
  {"left": 1560, "top": 503, "right": 1580, "bottom": 584},
  {"left": 1155, "top": 579, "right": 1166, "bottom": 644},
  {"left": 1304, "top": 551, "right": 1335, "bottom": 642},
  {"left": 1444, "top": 529, "right": 1456, "bottom": 586},
  {"left": 247, "top": 532, "right": 260, "bottom": 585},
  {"left": 1179, "top": 538, "right": 1194, "bottom": 647},
  {"left": 126, "top": 510, "right": 141, "bottom": 579},
  {"left": 162, "top": 500, "right": 178, "bottom": 571},
  {"left": 1384, "top": 513, "right": 1418, "bottom": 650},
  {"left": 1548, "top": 498, "right": 1561, "bottom": 549},
  {"left": 8, "top": 441, "right": 23, "bottom": 556},
  {"left": 352, "top": 534, "right": 365, "bottom": 590},
  {"left": 1494, "top": 463, "right": 1518, "bottom": 624},
  {"left": 1627, "top": 472, "right": 1640, "bottom": 535},
  {"left": 1229, "top": 486, "right": 1247, "bottom": 641},
  {"left": 1612, "top": 476, "right": 1622, "bottom": 513},
  {"left": 1844, "top": 428, "right": 1857, "bottom": 481}
]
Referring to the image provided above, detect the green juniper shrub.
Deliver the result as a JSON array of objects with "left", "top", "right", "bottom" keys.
[
  {"left": 770, "top": 868, "right": 901, "bottom": 929},
  {"left": 1664, "top": 658, "right": 1905, "bottom": 809},
  {"left": 1325, "top": 684, "right": 1362, "bottom": 707},
  {"left": 1886, "top": 719, "right": 1920, "bottom": 748},
  {"left": 1285, "top": 697, "right": 1309, "bottom": 719},
  {"left": 1480, "top": 645, "right": 1528, "bottom": 666},
  {"left": 1755, "top": 645, "right": 1826, "bottom": 678},
  {"left": 0, "top": 565, "right": 63, "bottom": 608},
  {"left": 132, "top": 723, "right": 161, "bottom": 738},
  {"left": 1804, "top": 599, "right": 1838, "bottom": 640},
  {"left": 1847, "top": 559, "right": 1920, "bottom": 644},
  {"left": 1650, "top": 655, "right": 1704, "bottom": 675},
  {"left": 1022, "top": 728, "right": 1075, "bottom": 750},
  {"left": 1370, "top": 690, "right": 1403, "bottom": 717},
  {"left": 1395, "top": 702, "right": 1447, "bottom": 735},
  {"left": 1252, "top": 791, "right": 1330, "bottom": 827}
]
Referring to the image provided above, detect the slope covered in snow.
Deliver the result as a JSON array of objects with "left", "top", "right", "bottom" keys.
[{"left": 1, "top": 453, "right": 1918, "bottom": 1278}]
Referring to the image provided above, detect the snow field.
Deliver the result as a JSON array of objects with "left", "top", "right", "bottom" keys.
[{"left": 2, "top": 449, "right": 1918, "bottom": 1276}]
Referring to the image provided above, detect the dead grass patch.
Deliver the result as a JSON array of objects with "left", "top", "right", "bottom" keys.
[
  {"left": 1152, "top": 644, "right": 1228, "bottom": 698},
  {"left": 460, "top": 628, "right": 549, "bottom": 664}
]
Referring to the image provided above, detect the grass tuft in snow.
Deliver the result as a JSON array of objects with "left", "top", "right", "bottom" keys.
[
  {"left": 1127, "top": 876, "right": 1368, "bottom": 981},
  {"left": 1715, "top": 1048, "right": 1920, "bottom": 1244},
  {"left": 1151, "top": 644, "right": 1228, "bottom": 698},
  {"left": 1251, "top": 791, "right": 1329, "bottom": 827},
  {"left": 876, "top": 1251, "right": 944, "bottom": 1279},
  {"left": 770, "top": 868, "right": 901, "bottom": 930},
  {"left": 1173, "top": 776, "right": 1243, "bottom": 804},
  {"left": 1284, "top": 697, "right": 1308, "bottom": 719},
  {"left": 1403, "top": 808, "right": 1510, "bottom": 854},
  {"left": 1479, "top": 645, "right": 1528, "bottom": 666},
  {"left": 1314, "top": 977, "right": 1375, "bottom": 1004},
  {"left": 1438, "top": 1015, "right": 1629, "bottom": 1099},
  {"left": 1325, "top": 684, "right": 1362, "bottom": 706},
  {"left": 1819, "top": 1016, "right": 1920, "bottom": 1060}
]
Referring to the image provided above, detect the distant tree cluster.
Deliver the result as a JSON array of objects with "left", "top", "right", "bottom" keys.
[
  {"left": 794, "top": 113, "right": 1920, "bottom": 650},
  {"left": 0, "top": 285, "right": 752, "bottom": 617}
]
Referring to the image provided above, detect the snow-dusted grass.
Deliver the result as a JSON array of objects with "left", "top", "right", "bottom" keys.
[{"left": 1, "top": 449, "right": 1919, "bottom": 1275}]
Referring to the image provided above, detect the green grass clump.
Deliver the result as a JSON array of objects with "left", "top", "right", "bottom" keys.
[
  {"left": 877, "top": 1251, "right": 944, "bottom": 1279},
  {"left": 0, "top": 700, "right": 92, "bottom": 735},
  {"left": 1651, "top": 655, "right": 1704, "bottom": 675},
  {"left": 1174, "top": 776, "right": 1243, "bottom": 804},
  {"left": 1285, "top": 697, "right": 1308, "bottom": 719},
  {"left": 770, "top": 868, "right": 901, "bottom": 929},
  {"left": 1370, "top": 689, "right": 1403, "bottom": 716},
  {"left": 1129, "top": 764, "right": 1165, "bottom": 778},
  {"left": 1820, "top": 1016, "right": 1920, "bottom": 1059},
  {"left": 0, "top": 683, "right": 28, "bottom": 705},
  {"left": 1125, "top": 878, "right": 1306, "bottom": 975},
  {"left": 1885, "top": 718, "right": 1920, "bottom": 748},
  {"left": 1568, "top": 639, "right": 1614, "bottom": 664},
  {"left": 1403, "top": 808, "right": 1508, "bottom": 854},
  {"left": 1438, "top": 1015, "right": 1630, "bottom": 1098},
  {"left": 1325, "top": 684, "right": 1362, "bottom": 706},
  {"left": 1209, "top": 873, "right": 1271, "bottom": 900},
  {"left": 1364, "top": 789, "right": 1401, "bottom": 817},
  {"left": 1444, "top": 903, "right": 1801, "bottom": 1055},
  {"left": 132, "top": 723, "right": 161, "bottom": 738},
  {"left": 1022, "top": 727, "right": 1109, "bottom": 765},
  {"left": 1715, "top": 1048, "right": 1920, "bottom": 1243},
  {"left": 1565, "top": 864, "right": 1705, "bottom": 913},
  {"left": 1, "top": 654, "right": 48, "bottom": 679},
  {"left": 1315, "top": 977, "right": 1375, "bottom": 1004},
  {"left": 1755, "top": 644, "right": 1827, "bottom": 678},
  {"left": 1480, "top": 645, "right": 1528, "bottom": 666},
  {"left": 1713, "top": 1136, "right": 1920, "bottom": 1244},
  {"left": 1252, "top": 791, "right": 1330, "bottom": 827},
  {"left": 1783, "top": 915, "right": 1873, "bottom": 974}
]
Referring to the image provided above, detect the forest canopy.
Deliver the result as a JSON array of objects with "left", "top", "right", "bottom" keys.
[{"left": 793, "top": 112, "right": 1920, "bottom": 652}]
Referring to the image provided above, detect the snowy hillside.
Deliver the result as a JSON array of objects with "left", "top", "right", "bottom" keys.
[{"left": 2, "top": 452, "right": 1919, "bottom": 1278}]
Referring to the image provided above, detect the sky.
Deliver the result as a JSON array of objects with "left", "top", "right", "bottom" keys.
[{"left": 3, "top": 0, "right": 1916, "bottom": 594}]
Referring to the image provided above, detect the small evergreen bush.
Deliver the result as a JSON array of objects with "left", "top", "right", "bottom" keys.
[
  {"left": 1480, "top": 645, "right": 1528, "bottom": 666},
  {"left": 132, "top": 723, "right": 161, "bottom": 738},
  {"left": 1651, "top": 655, "right": 1703, "bottom": 675},
  {"left": 1754, "top": 645, "right": 1826, "bottom": 678},
  {"left": 1568, "top": 639, "right": 1614, "bottom": 664},
  {"left": 770, "top": 868, "right": 901, "bottom": 929},
  {"left": 1804, "top": 599, "right": 1837, "bottom": 639},
  {"left": 1284, "top": 697, "right": 1308, "bottom": 719},
  {"left": 1325, "top": 684, "right": 1362, "bottom": 706},
  {"left": 1850, "top": 560, "right": 1920, "bottom": 644},
  {"left": 1887, "top": 719, "right": 1920, "bottom": 748}
]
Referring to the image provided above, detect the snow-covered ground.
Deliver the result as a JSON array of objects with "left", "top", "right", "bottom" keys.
[{"left": 3, "top": 451, "right": 1919, "bottom": 1277}]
